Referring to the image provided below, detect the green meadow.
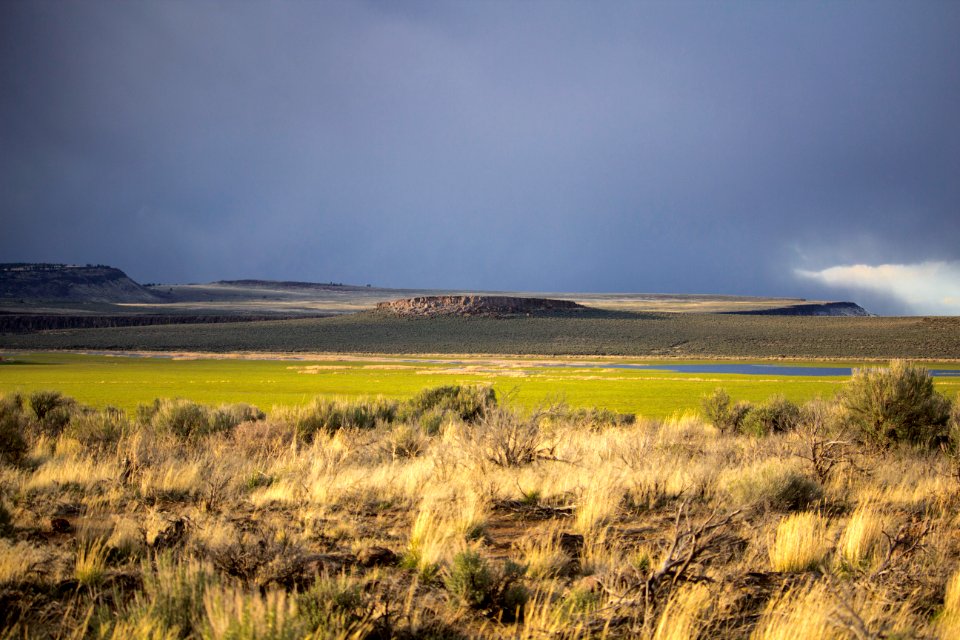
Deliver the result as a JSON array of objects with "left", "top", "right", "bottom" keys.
[{"left": 2, "top": 352, "right": 957, "bottom": 418}]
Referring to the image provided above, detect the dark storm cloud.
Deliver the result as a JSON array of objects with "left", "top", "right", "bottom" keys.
[{"left": 2, "top": 1, "right": 959, "bottom": 313}]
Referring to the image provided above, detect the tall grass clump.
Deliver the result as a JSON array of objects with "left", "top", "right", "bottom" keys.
[
  {"left": 838, "top": 360, "right": 951, "bottom": 448},
  {"left": 75, "top": 538, "right": 109, "bottom": 588},
  {"left": 203, "top": 586, "right": 304, "bottom": 640},
  {"left": 753, "top": 581, "right": 915, "bottom": 640},
  {"left": 515, "top": 529, "right": 570, "bottom": 580},
  {"left": 0, "top": 540, "right": 46, "bottom": 585},
  {"left": 768, "top": 512, "right": 830, "bottom": 572},
  {"left": 838, "top": 504, "right": 885, "bottom": 570},
  {"left": 652, "top": 583, "right": 713, "bottom": 640},
  {"left": 131, "top": 553, "right": 219, "bottom": 636},
  {"left": 939, "top": 569, "right": 960, "bottom": 639}
]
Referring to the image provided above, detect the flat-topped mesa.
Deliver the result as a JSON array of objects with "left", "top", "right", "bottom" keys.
[{"left": 376, "top": 295, "right": 587, "bottom": 317}]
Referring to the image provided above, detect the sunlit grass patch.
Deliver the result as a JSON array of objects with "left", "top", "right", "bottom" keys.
[
  {"left": 751, "top": 580, "right": 915, "bottom": 639},
  {"left": 24, "top": 454, "right": 119, "bottom": 492},
  {"left": 514, "top": 526, "right": 571, "bottom": 580},
  {"left": 0, "top": 539, "right": 48, "bottom": 585},
  {"left": 939, "top": 568, "right": 960, "bottom": 639},
  {"left": 720, "top": 457, "right": 822, "bottom": 512},
  {"left": 838, "top": 504, "right": 885, "bottom": 570},
  {"left": 769, "top": 511, "right": 831, "bottom": 572},
  {"left": 140, "top": 459, "right": 204, "bottom": 502},
  {"left": 653, "top": 583, "right": 714, "bottom": 640},
  {"left": 203, "top": 585, "right": 304, "bottom": 640},
  {"left": 75, "top": 538, "right": 108, "bottom": 587}
]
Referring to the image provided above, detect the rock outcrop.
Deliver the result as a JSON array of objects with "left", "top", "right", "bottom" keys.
[{"left": 376, "top": 295, "right": 588, "bottom": 317}]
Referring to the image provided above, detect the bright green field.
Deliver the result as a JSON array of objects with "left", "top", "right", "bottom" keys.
[{"left": 1, "top": 352, "right": 958, "bottom": 419}]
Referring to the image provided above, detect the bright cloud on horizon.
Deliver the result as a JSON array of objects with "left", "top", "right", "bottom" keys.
[{"left": 796, "top": 261, "right": 960, "bottom": 315}]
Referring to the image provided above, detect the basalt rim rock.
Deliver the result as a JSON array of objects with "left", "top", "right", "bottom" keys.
[{"left": 375, "top": 295, "right": 590, "bottom": 317}]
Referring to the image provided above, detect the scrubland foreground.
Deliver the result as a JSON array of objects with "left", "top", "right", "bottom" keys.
[{"left": 2, "top": 362, "right": 960, "bottom": 638}]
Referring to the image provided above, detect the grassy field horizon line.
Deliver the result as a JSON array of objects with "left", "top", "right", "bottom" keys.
[{"left": 7, "top": 347, "right": 960, "bottom": 364}]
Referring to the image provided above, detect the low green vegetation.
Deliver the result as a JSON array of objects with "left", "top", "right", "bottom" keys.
[{"left": 3, "top": 352, "right": 957, "bottom": 420}]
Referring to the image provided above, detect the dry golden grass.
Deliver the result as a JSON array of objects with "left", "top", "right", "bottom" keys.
[
  {"left": 2, "top": 385, "right": 959, "bottom": 638},
  {"left": 515, "top": 526, "right": 570, "bottom": 580},
  {"left": 202, "top": 586, "right": 302, "bottom": 640},
  {"left": 653, "top": 583, "right": 714, "bottom": 640},
  {"left": 768, "top": 512, "right": 831, "bottom": 573},
  {"left": 838, "top": 504, "right": 885, "bottom": 570},
  {"left": 0, "top": 539, "right": 48, "bottom": 585},
  {"left": 139, "top": 459, "right": 205, "bottom": 501},
  {"left": 23, "top": 453, "right": 119, "bottom": 492},
  {"left": 74, "top": 538, "right": 108, "bottom": 587},
  {"left": 751, "top": 580, "right": 915, "bottom": 640},
  {"left": 574, "top": 470, "right": 624, "bottom": 534},
  {"left": 938, "top": 568, "right": 960, "bottom": 639}
]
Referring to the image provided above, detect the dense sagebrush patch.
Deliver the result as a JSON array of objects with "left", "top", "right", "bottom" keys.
[
  {"left": 0, "top": 394, "right": 27, "bottom": 465},
  {"left": 293, "top": 384, "right": 497, "bottom": 442},
  {"left": 701, "top": 388, "right": 755, "bottom": 434},
  {"left": 140, "top": 398, "right": 266, "bottom": 439},
  {"left": 720, "top": 458, "right": 823, "bottom": 511},
  {"left": 839, "top": 360, "right": 951, "bottom": 448},
  {"left": 738, "top": 395, "right": 801, "bottom": 437},
  {"left": 63, "top": 406, "right": 128, "bottom": 450},
  {"left": 457, "top": 405, "right": 557, "bottom": 468},
  {"left": 555, "top": 406, "right": 636, "bottom": 430},
  {"left": 28, "top": 390, "right": 66, "bottom": 422},
  {"left": 403, "top": 384, "right": 497, "bottom": 423},
  {"left": 443, "top": 549, "right": 528, "bottom": 618},
  {"left": 294, "top": 396, "right": 398, "bottom": 442}
]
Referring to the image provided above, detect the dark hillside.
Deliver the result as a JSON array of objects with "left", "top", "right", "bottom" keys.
[
  {"left": 726, "top": 301, "right": 870, "bottom": 317},
  {"left": 0, "top": 263, "right": 161, "bottom": 303}
]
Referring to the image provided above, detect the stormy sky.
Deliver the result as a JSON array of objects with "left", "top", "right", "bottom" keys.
[{"left": 2, "top": 2, "right": 959, "bottom": 315}]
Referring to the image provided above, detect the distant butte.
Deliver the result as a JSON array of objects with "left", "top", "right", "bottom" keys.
[{"left": 376, "top": 295, "right": 588, "bottom": 317}]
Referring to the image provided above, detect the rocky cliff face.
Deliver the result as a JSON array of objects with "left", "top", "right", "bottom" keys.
[
  {"left": 0, "top": 264, "right": 161, "bottom": 303},
  {"left": 376, "top": 295, "right": 588, "bottom": 317}
]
